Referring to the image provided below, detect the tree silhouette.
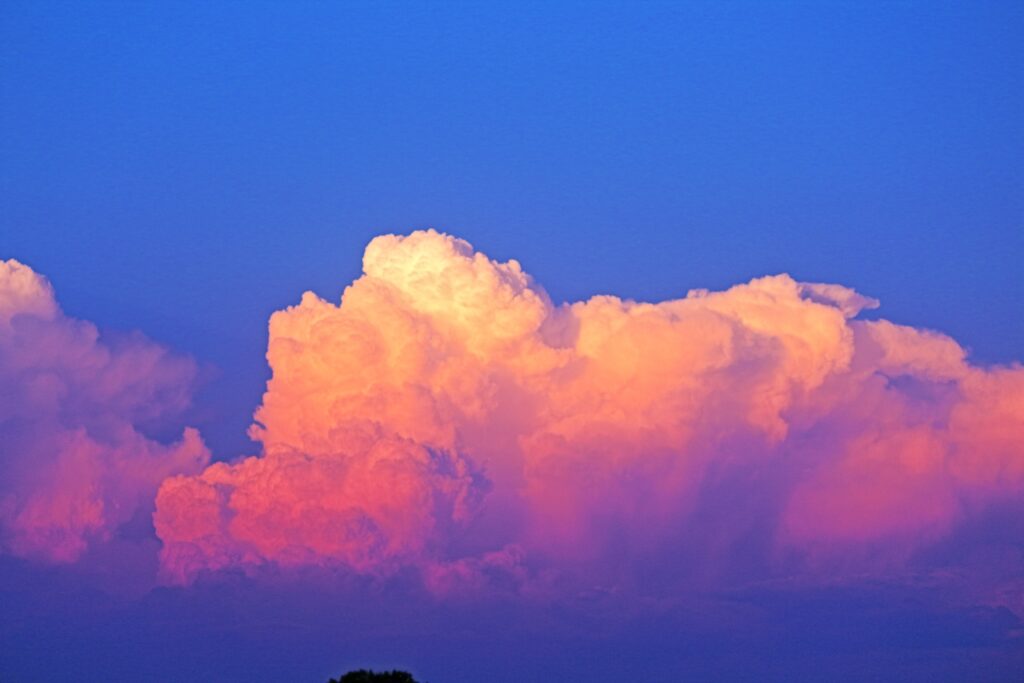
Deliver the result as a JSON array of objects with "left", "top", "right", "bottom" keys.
[{"left": 328, "top": 669, "right": 420, "bottom": 683}]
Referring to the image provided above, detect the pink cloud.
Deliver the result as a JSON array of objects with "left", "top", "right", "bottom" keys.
[
  {"left": 0, "top": 259, "right": 210, "bottom": 562},
  {"left": 151, "top": 231, "right": 1024, "bottom": 597}
]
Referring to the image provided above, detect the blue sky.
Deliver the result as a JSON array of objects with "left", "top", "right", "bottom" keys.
[{"left": 3, "top": 1, "right": 1021, "bottom": 457}]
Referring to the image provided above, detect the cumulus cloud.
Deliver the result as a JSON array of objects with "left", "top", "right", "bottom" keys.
[
  {"left": 152, "top": 230, "right": 1024, "bottom": 596},
  {"left": 0, "top": 259, "right": 210, "bottom": 562}
]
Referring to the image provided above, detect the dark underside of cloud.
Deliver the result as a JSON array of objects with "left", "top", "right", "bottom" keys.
[{"left": 1, "top": 556, "right": 1021, "bottom": 683}]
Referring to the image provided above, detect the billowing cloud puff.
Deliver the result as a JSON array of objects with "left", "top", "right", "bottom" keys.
[
  {"left": 0, "top": 259, "right": 210, "bottom": 562},
  {"left": 155, "top": 428, "right": 484, "bottom": 581},
  {"left": 153, "top": 231, "right": 1024, "bottom": 593}
]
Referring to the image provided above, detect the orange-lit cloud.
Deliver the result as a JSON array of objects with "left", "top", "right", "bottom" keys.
[
  {"left": 0, "top": 259, "right": 210, "bottom": 562},
  {"left": 152, "top": 231, "right": 1024, "bottom": 589}
]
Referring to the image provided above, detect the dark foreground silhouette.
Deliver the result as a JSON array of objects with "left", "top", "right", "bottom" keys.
[{"left": 328, "top": 670, "right": 420, "bottom": 683}]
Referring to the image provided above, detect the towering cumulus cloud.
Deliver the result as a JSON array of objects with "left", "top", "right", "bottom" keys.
[
  {"left": 154, "top": 231, "right": 1024, "bottom": 599},
  {"left": 0, "top": 259, "right": 209, "bottom": 562}
]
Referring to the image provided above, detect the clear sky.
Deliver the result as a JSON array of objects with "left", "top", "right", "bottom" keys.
[{"left": 1, "top": 2, "right": 1023, "bottom": 682}]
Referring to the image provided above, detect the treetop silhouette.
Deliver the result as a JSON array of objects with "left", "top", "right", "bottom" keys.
[{"left": 328, "top": 669, "right": 420, "bottom": 683}]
